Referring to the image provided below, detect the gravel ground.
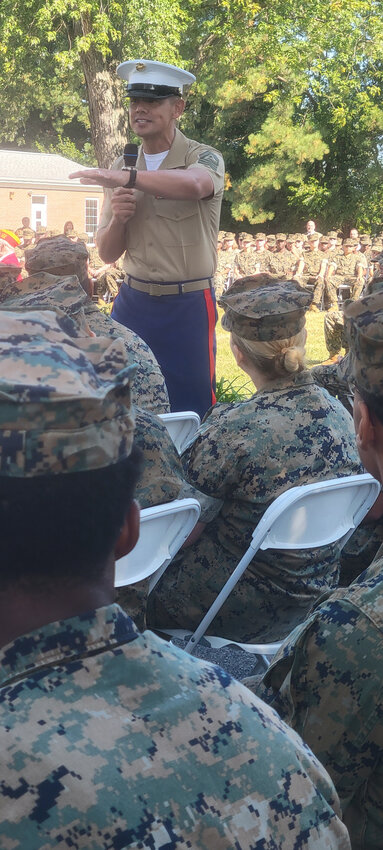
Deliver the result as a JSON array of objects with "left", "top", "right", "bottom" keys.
[{"left": 168, "top": 635, "right": 272, "bottom": 681}]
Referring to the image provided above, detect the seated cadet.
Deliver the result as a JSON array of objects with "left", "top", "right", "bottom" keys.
[
  {"left": 252, "top": 289, "right": 383, "bottom": 850},
  {"left": 233, "top": 233, "right": 260, "bottom": 279},
  {"left": 267, "top": 232, "right": 293, "bottom": 276},
  {"left": 324, "top": 237, "right": 367, "bottom": 306},
  {"left": 17, "top": 235, "right": 170, "bottom": 414},
  {"left": 147, "top": 280, "right": 362, "bottom": 643},
  {"left": 0, "top": 275, "right": 219, "bottom": 627},
  {"left": 88, "top": 241, "right": 122, "bottom": 301},
  {"left": 213, "top": 232, "right": 233, "bottom": 295},
  {"left": 295, "top": 233, "right": 328, "bottom": 304},
  {"left": 0, "top": 309, "right": 350, "bottom": 850}
]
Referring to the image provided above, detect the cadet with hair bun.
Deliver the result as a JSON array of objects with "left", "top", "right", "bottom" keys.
[{"left": 148, "top": 279, "right": 363, "bottom": 643}]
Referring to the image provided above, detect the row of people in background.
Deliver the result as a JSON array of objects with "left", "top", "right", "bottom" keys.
[{"left": 215, "top": 227, "right": 382, "bottom": 298}]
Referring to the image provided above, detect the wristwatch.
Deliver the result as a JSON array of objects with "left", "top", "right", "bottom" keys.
[{"left": 121, "top": 167, "right": 137, "bottom": 188}]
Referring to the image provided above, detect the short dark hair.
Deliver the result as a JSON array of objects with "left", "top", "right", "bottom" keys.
[
  {"left": 0, "top": 444, "right": 142, "bottom": 591},
  {"left": 358, "top": 387, "right": 383, "bottom": 426}
]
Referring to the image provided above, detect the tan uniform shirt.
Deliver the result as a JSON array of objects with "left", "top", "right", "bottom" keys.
[{"left": 98, "top": 129, "right": 224, "bottom": 282}]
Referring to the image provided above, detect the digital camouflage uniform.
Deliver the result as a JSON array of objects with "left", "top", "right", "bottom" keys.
[
  {"left": 148, "top": 282, "right": 362, "bottom": 643},
  {"left": 268, "top": 247, "right": 295, "bottom": 277},
  {"left": 88, "top": 243, "right": 122, "bottom": 300},
  {"left": 299, "top": 248, "right": 328, "bottom": 303},
  {"left": 118, "top": 406, "right": 221, "bottom": 629},
  {"left": 213, "top": 249, "right": 233, "bottom": 296},
  {"left": 326, "top": 248, "right": 367, "bottom": 305},
  {"left": 0, "top": 307, "right": 349, "bottom": 850},
  {"left": 0, "top": 605, "right": 350, "bottom": 850},
  {"left": 252, "top": 291, "right": 383, "bottom": 849},
  {"left": 310, "top": 360, "right": 351, "bottom": 412},
  {"left": 3, "top": 238, "right": 171, "bottom": 414},
  {"left": 234, "top": 248, "right": 271, "bottom": 279},
  {"left": 254, "top": 550, "right": 383, "bottom": 850},
  {"left": 321, "top": 269, "right": 383, "bottom": 361},
  {"left": 324, "top": 309, "right": 347, "bottom": 357}
]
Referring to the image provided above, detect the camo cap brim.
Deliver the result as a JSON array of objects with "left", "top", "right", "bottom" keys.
[
  {"left": 220, "top": 280, "right": 313, "bottom": 341},
  {"left": 0, "top": 272, "right": 87, "bottom": 313},
  {"left": 0, "top": 309, "right": 136, "bottom": 478},
  {"left": 342, "top": 291, "right": 383, "bottom": 396},
  {"left": 25, "top": 235, "right": 88, "bottom": 275}
]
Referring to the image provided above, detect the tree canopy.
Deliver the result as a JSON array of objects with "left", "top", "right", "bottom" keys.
[{"left": 1, "top": 0, "right": 383, "bottom": 230}]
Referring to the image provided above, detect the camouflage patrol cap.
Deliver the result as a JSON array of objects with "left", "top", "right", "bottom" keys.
[
  {"left": 267, "top": 234, "right": 276, "bottom": 243},
  {"left": 359, "top": 234, "right": 371, "bottom": 245},
  {"left": 224, "top": 232, "right": 236, "bottom": 241},
  {"left": 342, "top": 291, "right": 383, "bottom": 397},
  {"left": 0, "top": 309, "right": 136, "bottom": 478},
  {"left": 25, "top": 235, "right": 89, "bottom": 277},
  {"left": 0, "top": 271, "right": 87, "bottom": 315},
  {"left": 222, "top": 273, "right": 279, "bottom": 298},
  {"left": 286, "top": 234, "right": 295, "bottom": 242},
  {"left": 220, "top": 280, "right": 313, "bottom": 340},
  {"left": 343, "top": 238, "right": 356, "bottom": 247},
  {"left": 254, "top": 232, "right": 266, "bottom": 240},
  {"left": 307, "top": 233, "right": 320, "bottom": 242},
  {"left": 242, "top": 234, "right": 253, "bottom": 244},
  {"left": 372, "top": 238, "right": 383, "bottom": 250},
  {"left": 327, "top": 231, "right": 338, "bottom": 239},
  {"left": 276, "top": 233, "right": 286, "bottom": 241},
  {"left": 319, "top": 236, "right": 330, "bottom": 245}
]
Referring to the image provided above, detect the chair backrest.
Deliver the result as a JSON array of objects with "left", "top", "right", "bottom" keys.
[
  {"left": 115, "top": 498, "right": 201, "bottom": 592},
  {"left": 183, "top": 473, "right": 380, "bottom": 653},
  {"left": 158, "top": 411, "right": 201, "bottom": 454},
  {"left": 254, "top": 473, "right": 381, "bottom": 552}
]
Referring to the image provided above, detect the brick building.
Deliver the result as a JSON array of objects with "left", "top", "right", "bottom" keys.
[{"left": 0, "top": 150, "right": 104, "bottom": 238}]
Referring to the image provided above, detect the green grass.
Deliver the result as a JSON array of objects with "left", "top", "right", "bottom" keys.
[{"left": 216, "top": 309, "right": 330, "bottom": 397}]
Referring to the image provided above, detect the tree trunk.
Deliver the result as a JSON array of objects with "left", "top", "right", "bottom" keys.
[{"left": 80, "top": 45, "right": 129, "bottom": 167}]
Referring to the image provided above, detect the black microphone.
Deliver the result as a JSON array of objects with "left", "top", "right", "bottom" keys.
[{"left": 123, "top": 143, "right": 138, "bottom": 169}]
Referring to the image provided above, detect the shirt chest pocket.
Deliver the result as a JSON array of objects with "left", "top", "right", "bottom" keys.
[{"left": 152, "top": 198, "right": 201, "bottom": 247}]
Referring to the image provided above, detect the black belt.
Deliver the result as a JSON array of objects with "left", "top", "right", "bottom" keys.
[{"left": 125, "top": 275, "right": 213, "bottom": 297}]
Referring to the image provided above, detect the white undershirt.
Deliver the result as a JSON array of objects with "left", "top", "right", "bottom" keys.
[{"left": 143, "top": 150, "right": 169, "bottom": 171}]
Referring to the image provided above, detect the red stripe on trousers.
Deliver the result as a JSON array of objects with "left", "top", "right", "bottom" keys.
[{"left": 204, "top": 288, "right": 217, "bottom": 405}]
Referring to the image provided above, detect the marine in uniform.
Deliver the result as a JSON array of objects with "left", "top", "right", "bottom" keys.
[
  {"left": 12, "top": 236, "right": 171, "bottom": 414},
  {"left": 325, "top": 237, "right": 367, "bottom": 305},
  {"left": 147, "top": 280, "right": 362, "bottom": 643},
  {"left": 214, "top": 233, "right": 234, "bottom": 295},
  {"left": 233, "top": 233, "right": 262, "bottom": 279},
  {"left": 88, "top": 242, "right": 122, "bottom": 301},
  {"left": 0, "top": 309, "right": 349, "bottom": 850},
  {"left": 267, "top": 232, "right": 295, "bottom": 276},
  {"left": 70, "top": 60, "right": 224, "bottom": 420},
  {"left": 253, "top": 289, "right": 383, "bottom": 849},
  {"left": 296, "top": 233, "right": 328, "bottom": 306}
]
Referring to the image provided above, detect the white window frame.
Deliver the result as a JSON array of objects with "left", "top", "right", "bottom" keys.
[
  {"left": 85, "top": 198, "right": 99, "bottom": 241},
  {"left": 31, "top": 194, "right": 47, "bottom": 229}
]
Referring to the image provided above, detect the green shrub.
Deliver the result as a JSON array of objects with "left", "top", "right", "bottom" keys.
[{"left": 215, "top": 376, "right": 253, "bottom": 403}]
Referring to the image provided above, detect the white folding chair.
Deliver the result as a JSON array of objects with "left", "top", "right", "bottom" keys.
[
  {"left": 115, "top": 498, "right": 201, "bottom": 592},
  {"left": 158, "top": 411, "right": 200, "bottom": 454},
  {"left": 162, "top": 474, "right": 380, "bottom": 669}
]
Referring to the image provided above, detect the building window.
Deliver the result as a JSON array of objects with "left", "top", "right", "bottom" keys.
[
  {"left": 85, "top": 198, "right": 99, "bottom": 238},
  {"left": 31, "top": 195, "right": 47, "bottom": 229}
]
